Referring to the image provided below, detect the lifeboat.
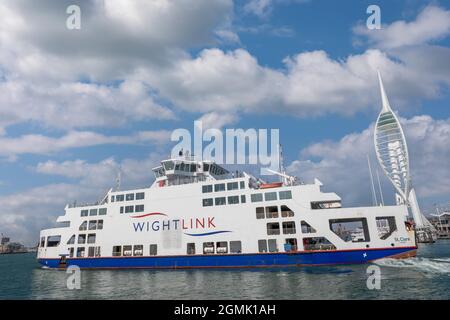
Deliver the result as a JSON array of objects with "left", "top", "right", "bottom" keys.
[{"left": 259, "top": 182, "right": 283, "bottom": 189}]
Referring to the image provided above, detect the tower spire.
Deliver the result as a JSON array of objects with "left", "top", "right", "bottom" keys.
[{"left": 377, "top": 70, "right": 391, "bottom": 113}]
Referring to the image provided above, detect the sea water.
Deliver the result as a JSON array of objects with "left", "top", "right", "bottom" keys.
[{"left": 0, "top": 240, "right": 449, "bottom": 300}]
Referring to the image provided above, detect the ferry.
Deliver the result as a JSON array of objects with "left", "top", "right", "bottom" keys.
[{"left": 37, "top": 154, "right": 417, "bottom": 269}]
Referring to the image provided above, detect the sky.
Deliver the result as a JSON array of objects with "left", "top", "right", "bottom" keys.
[{"left": 1, "top": 0, "right": 450, "bottom": 245}]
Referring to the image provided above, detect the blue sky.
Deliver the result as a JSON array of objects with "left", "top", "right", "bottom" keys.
[{"left": 1, "top": 0, "right": 450, "bottom": 244}]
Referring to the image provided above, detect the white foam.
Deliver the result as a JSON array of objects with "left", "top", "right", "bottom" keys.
[{"left": 374, "top": 257, "right": 450, "bottom": 275}]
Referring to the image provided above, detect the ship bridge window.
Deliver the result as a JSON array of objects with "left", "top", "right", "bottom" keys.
[
  {"left": 136, "top": 192, "right": 145, "bottom": 200},
  {"left": 376, "top": 216, "right": 397, "bottom": 240},
  {"left": 126, "top": 193, "right": 135, "bottom": 201},
  {"left": 265, "top": 192, "right": 277, "bottom": 201},
  {"left": 266, "top": 206, "right": 279, "bottom": 219},
  {"left": 202, "top": 185, "right": 213, "bottom": 193},
  {"left": 190, "top": 164, "right": 197, "bottom": 172},
  {"left": 163, "top": 161, "right": 175, "bottom": 171},
  {"left": 111, "top": 195, "right": 115, "bottom": 202},
  {"left": 78, "top": 234, "right": 86, "bottom": 244},
  {"left": 279, "top": 190, "right": 292, "bottom": 200},
  {"left": 281, "top": 205, "right": 294, "bottom": 217},
  {"left": 240, "top": 181, "right": 245, "bottom": 189},
  {"left": 227, "top": 196, "right": 239, "bottom": 205},
  {"left": 256, "top": 207, "right": 265, "bottom": 219},
  {"left": 97, "top": 220, "right": 103, "bottom": 230},
  {"left": 150, "top": 244, "right": 157, "bottom": 256},
  {"left": 81, "top": 210, "right": 88, "bottom": 217},
  {"left": 89, "top": 209, "right": 98, "bottom": 216},
  {"left": 215, "top": 197, "right": 226, "bottom": 206},
  {"left": 303, "top": 237, "right": 336, "bottom": 251},
  {"left": 135, "top": 205, "right": 145, "bottom": 213},
  {"left": 116, "top": 195, "right": 124, "bottom": 202},
  {"left": 79, "top": 221, "right": 87, "bottom": 231},
  {"left": 203, "top": 242, "right": 215, "bottom": 254},
  {"left": 267, "top": 222, "right": 280, "bottom": 235},
  {"left": 251, "top": 194, "right": 263, "bottom": 203},
  {"left": 214, "top": 183, "right": 225, "bottom": 192},
  {"left": 216, "top": 242, "right": 228, "bottom": 254},
  {"left": 203, "top": 163, "right": 210, "bottom": 172},
  {"left": 202, "top": 198, "right": 213, "bottom": 207},
  {"left": 187, "top": 243, "right": 196, "bottom": 255},
  {"left": 67, "top": 235, "right": 75, "bottom": 245},
  {"left": 301, "top": 221, "right": 316, "bottom": 233},
  {"left": 46, "top": 236, "right": 61, "bottom": 247},
  {"left": 282, "top": 221, "right": 296, "bottom": 234},
  {"left": 133, "top": 245, "right": 143, "bottom": 256},
  {"left": 87, "top": 234, "right": 96, "bottom": 244},
  {"left": 76, "top": 247, "right": 85, "bottom": 257},
  {"left": 227, "top": 182, "right": 239, "bottom": 191},
  {"left": 125, "top": 205, "right": 134, "bottom": 213},
  {"left": 112, "top": 246, "right": 122, "bottom": 257},
  {"left": 241, "top": 195, "right": 246, "bottom": 203},
  {"left": 329, "top": 218, "right": 370, "bottom": 243},
  {"left": 99, "top": 208, "right": 107, "bottom": 215},
  {"left": 230, "top": 241, "right": 242, "bottom": 253},
  {"left": 311, "top": 201, "right": 341, "bottom": 210}
]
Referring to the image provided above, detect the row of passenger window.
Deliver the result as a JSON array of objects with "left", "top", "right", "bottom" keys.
[
  {"left": 79, "top": 220, "right": 103, "bottom": 231},
  {"left": 67, "top": 233, "right": 96, "bottom": 245},
  {"left": 113, "top": 244, "right": 156, "bottom": 257},
  {"left": 265, "top": 221, "right": 317, "bottom": 235},
  {"left": 250, "top": 190, "right": 292, "bottom": 203},
  {"left": 111, "top": 192, "right": 145, "bottom": 202},
  {"left": 256, "top": 205, "right": 295, "bottom": 219},
  {"left": 202, "top": 195, "right": 246, "bottom": 207},
  {"left": 69, "top": 246, "right": 101, "bottom": 258},
  {"left": 80, "top": 208, "right": 107, "bottom": 217},
  {"left": 192, "top": 241, "right": 242, "bottom": 255},
  {"left": 120, "top": 204, "right": 145, "bottom": 214},
  {"left": 257, "top": 238, "right": 300, "bottom": 253},
  {"left": 202, "top": 181, "right": 245, "bottom": 193}
]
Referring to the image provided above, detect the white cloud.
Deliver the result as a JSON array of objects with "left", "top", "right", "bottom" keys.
[
  {"left": 243, "top": 0, "right": 309, "bottom": 18},
  {"left": 2, "top": 152, "right": 164, "bottom": 245},
  {"left": 197, "top": 111, "right": 239, "bottom": 129},
  {"left": 287, "top": 115, "right": 450, "bottom": 208},
  {"left": 354, "top": 5, "right": 450, "bottom": 49},
  {"left": 0, "top": 129, "right": 171, "bottom": 159}
]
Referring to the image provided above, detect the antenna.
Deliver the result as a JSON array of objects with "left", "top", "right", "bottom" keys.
[
  {"left": 367, "top": 155, "right": 378, "bottom": 206},
  {"left": 115, "top": 166, "right": 122, "bottom": 191},
  {"left": 376, "top": 169, "right": 385, "bottom": 206},
  {"left": 279, "top": 144, "right": 287, "bottom": 185}
]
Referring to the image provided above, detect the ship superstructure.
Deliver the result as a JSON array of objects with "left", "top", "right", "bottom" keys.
[{"left": 37, "top": 152, "right": 417, "bottom": 269}]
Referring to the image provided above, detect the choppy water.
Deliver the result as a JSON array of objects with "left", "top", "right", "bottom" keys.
[{"left": 1, "top": 240, "right": 449, "bottom": 299}]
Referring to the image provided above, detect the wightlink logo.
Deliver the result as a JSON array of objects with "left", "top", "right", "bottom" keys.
[
  {"left": 171, "top": 121, "right": 280, "bottom": 175},
  {"left": 131, "top": 214, "right": 231, "bottom": 236}
]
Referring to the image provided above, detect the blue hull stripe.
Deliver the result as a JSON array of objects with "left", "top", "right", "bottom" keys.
[{"left": 38, "top": 247, "right": 416, "bottom": 269}]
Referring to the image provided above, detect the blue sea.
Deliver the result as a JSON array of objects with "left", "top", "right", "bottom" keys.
[{"left": 0, "top": 240, "right": 449, "bottom": 300}]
